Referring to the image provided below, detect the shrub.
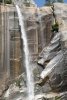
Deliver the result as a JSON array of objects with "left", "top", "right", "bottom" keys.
[
  {"left": 5, "top": 0, "right": 12, "bottom": 4},
  {"left": 15, "top": 79, "right": 21, "bottom": 88},
  {"left": 51, "top": 22, "right": 59, "bottom": 32}
]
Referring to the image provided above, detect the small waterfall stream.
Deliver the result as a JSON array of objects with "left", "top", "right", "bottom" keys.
[{"left": 16, "top": 5, "right": 34, "bottom": 100}]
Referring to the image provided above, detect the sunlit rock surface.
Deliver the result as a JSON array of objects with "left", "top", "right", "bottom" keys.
[
  {"left": 37, "top": 2, "right": 67, "bottom": 98},
  {"left": 38, "top": 32, "right": 61, "bottom": 66},
  {"left": 2, "top": 64, "right": 43, "bottom": 100},
  {"left": 0, "top": 2, "right": 67, "bottom": 100},
  {"left": 54, "top": 3, "right": 67, "bottom": 31},
  {"left": 54, "top": 3, "right": 67, "bottom": 90},
  {"left": 0, "top": 3, "right": 53, "bottom": 99}
]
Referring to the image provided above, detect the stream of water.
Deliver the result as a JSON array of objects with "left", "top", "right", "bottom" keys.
[{"left": 16, "top": 5, "right": 34, "bottom": 100}]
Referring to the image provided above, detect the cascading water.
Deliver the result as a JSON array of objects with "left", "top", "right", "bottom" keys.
[{"left": 16, "top": 5, "right": 34, "bottom": 100}]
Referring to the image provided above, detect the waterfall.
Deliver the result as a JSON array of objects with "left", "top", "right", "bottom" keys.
[{"left": 16, "top": 5, "right": 34, "bottom": 100}]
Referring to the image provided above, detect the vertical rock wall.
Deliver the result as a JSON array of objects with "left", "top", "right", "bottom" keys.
[
  {"left": 54, "top": 3, "right": 67, "bottom": 71},
  {"left": 0, "top": 4, "right": 53, "bottom": 80}
]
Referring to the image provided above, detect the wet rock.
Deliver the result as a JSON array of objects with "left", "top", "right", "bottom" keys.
[
  {"left": 54, "top": 3, "right": 67, "bottom": 31},
  {"left": 34, "top": 92, "right": 62, "bottom": 100},
  {"left": 36, "top": 76, "right": 49, "bottom": 86},
  {"left": 31, "top": 63, "right": 43, "bottom": 94},
  {"left": 60, "top": 70, "right": 67, "bottom": 92},
  {"left": 2, "top": 73, "right": 28, "bottom": 100},
  {"left": 49, "top": 74, "right": 62, "bottom": 92},
  {"left": 60, "top": 92, "right": 67, "bottom": 100},
  {"left": 49, "top": 72, "right": 67, "bottom": 92},
  {"left": 40, "top": 51, "right": 63, "bottom": 79},
  {"left": 62, "top": 70, "right": 67, "bottom": 84},
  {"left": 42, "top": 83, "right": 51, "bottom": 93},
  {"left": 38, "top": 32, "right": 61, "bottom": 67},
  {"left": 3, "top": 63, "right": 43, "bottom": 99}
]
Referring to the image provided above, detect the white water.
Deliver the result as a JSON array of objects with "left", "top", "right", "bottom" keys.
[{"left": 16, "top": 5, "right": 34, "bottom": 100}]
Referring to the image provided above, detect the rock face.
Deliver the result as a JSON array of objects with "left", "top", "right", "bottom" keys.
[
  {"left": 0, "top": 4, "right": 53, "bottom": 99},
  {"left": 54, "top": 3, "right": 67, "bottom": 91},
  {"left": 54, "top": 3, "right": 67, "bottom": 71},
  {"left": 1, "top": 3, "right": 67, "bottom": 100},
  {"left": 38, "top": 32, "right": 61, "bottom": 66},
  {"left": 37, "top": 2, "right": 67, "bottom": 95},
  {"left": 54, "top": 3, "right": 67, "bottom": 31}
]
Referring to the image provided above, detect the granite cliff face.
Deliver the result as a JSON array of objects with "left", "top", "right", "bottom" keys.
[
  {"left": 37, "top": 3, "right": 67, "bottom": 99},
  {"left": 0, "top": 3, "right": 67, "bottom": 100}
]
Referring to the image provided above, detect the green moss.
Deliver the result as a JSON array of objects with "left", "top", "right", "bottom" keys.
[
  {"left": 0, "top": 0, "right": 12, "bottom": 4},
  {"left": 51, "top": 22, "right": 59, "bottom": 32},
  {"left": 0, "top": 0, "right": 2, "bottom": 3},
  {"left": 5, "top": 0, "right": 12, "bottom": 4},
  {"left": 55, "top": 96, "right": 61, "bottom": 100},
  {"left": 15, "top": 79, "right": 21, "bottom": 88}
]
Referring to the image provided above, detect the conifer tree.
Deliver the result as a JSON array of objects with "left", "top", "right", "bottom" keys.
[
  {"left": 45, "top": 0, "right": 64, "bottom": 6},
  {"left": 0, "top": 0, "right": 12, "bottom": 4}
]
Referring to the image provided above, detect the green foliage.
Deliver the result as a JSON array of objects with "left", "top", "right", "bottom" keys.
[
  {"left": 45, "top": 0, "right": 51, "bottom": 6},
  {"left": 0, "top": 0, "right": 2, "bottom": 3},
  {"left": 15, "top": 79, "right": 21, "bottom": 88},
  {"left": 58, "top": 0, "right": 64, "bottom": 3},
  {"left": 24, "top": 0, "right": 30, "bottom": 6},
  {"left": 45, "top": 0, "right": 64, "bottom": 6},
  {"left": 51, "top": 22, "right": 59, "bottom": 32},
  {"left": 0, "top": 0, "right": 12, "bottom": 4},
  {"left": 55, "top": 96, "right": 61, "bottom": 100},
  {"left": 4, "top": 0, "right": 12, "bottom": 4}
]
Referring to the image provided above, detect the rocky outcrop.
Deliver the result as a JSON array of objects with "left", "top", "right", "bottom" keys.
[
  {"left": 37, "top": 3, "right": 67, "bottom": 94},
  {"left": 1, "top": 3, "right": 67, "bottom": 100},
  {"left": 54, "top": 3, "right": 67, "bottom": 71},
  {"left": 53, "top": 3, "right": 67, "bottom": 92},
  {"left": 38, "top": 32, "right": 61, "bottom": 66},
  {"left": 54, "top": 3, "right": 67, "bottom": 31}
]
